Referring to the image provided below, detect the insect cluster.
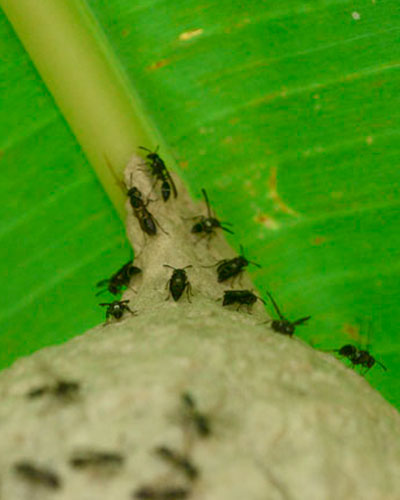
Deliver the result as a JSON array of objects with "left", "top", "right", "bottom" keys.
[
  {"left": 18, "top": 356, "right": 209, "bottom": 499},
  {"left": 98, "top": 147, "right": 386, "bottom": 375},
  {"left": 96, "top": 259, "right": 141, "bottom": 325},
  {"left": 97, "top": 148, "right": 240, "bottom": 325},
  {"left": 13, "top": 448, "right": 126, "bottom": 492},
  {"left": 98, "top": 148, "right": 239, "bottom": 319},
  {"left": 9, "top": 147, "right": 387, "bottom": 499},
  {"left": 132, "top": 392, "right": 211, "bottom": 500}
]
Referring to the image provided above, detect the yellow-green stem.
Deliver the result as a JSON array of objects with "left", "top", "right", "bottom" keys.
[{"left": 1, "top": 0, "right": 160, "bottom": 217}]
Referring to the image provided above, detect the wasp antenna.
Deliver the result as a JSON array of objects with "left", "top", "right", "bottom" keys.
[
  {"left": 163, "top": 264, "right": 176, "bottom": 270},
  {"left": 376, "top": 360, "right": 387, "bottom": 371},
  {"left": 183, "top": 215, "right": 200, "bottom": 221},
  {"left": 96, "top": 279, "right": 110, "bottom": 288},
  {"left": 257, "top": 296, "right": 266, "bottom": 305},
  {"left": 221, "top": 226, "right": 234, "bottom": 234},
  {"left": 139, "top": 145, "right": 152, "bottom": 153},
  {"left": 249, "top": 260, "right": 261, "bottom": 268},
  {"left": 266, "top": 292, "right": 285, "bottom": 321},
  {"left": 201, "top": 189, "right": 212, "bottom": 217},
  {"left": 201, "top": 262, "right": 219, "bottom": 268},
  {"left": 99, "top": 303, "right": 111, "bottom": 307},
  {"left": 104, "top": 155, "right": 126, "bottom": 192},
  {"left": 293, "top": 316, "right": 311, "bottom": 326},
  {"left": 183, "top": 265, "right": 193, "bottom": 270},
  {"left": 95, "top": 289, "right": 107, "bottom": 297}
]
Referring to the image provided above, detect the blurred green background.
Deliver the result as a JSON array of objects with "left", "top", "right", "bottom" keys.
[{"left": 1, "top": 0, "right": 399, "bottom": 408}]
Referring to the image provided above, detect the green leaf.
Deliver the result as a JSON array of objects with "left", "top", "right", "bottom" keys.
[{"left": 1, "top": 0, "right": 399, "bottom": 409}]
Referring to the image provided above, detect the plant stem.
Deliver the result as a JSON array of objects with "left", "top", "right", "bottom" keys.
[{"left": 1, "top": 0, "right": 160, "bottom": 217}]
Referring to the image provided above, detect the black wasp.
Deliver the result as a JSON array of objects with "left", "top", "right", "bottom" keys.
[
  {"left": 155, "top": 446, "right": 198, "bottom": 481},
  {"left": 14, "top": 461, "right": 62, "bottom": 490},
  {"left": 69, "top": 450, "right": 124, "bottom": 469},
  {"left": 96, "top": 261, "right": 141, "bottom": 296},
  {"left": 164, "top": 265, "right": 193, "bottom": 302},
  {"left": 333, "top": 344, "right": 387, "bottom": 374},
  {"left": 214, "top": 245, "right": 261, "bottom": 283},
  {"left": 134, "top": 485, "right": 190, "bottom": 499},
  {"left": 105, "top": 157, "right": 160, "bottom": 235},
  {"left": 139, "top": 146, "right": 177, "bottom": 201},
  {"left": 99, "top": 299, "right": 136, "bottom": 323},
  {"left": 27, "top": 379, "right": 80, "bottom": 400},
  {"left": 222, "top": 289, "right": 265, "bottom": 313},
  {"left": 191, "top": 189, "right": 233, "bottom": 239},
  {"left": 128, "top": 185, "right": 159, "bottom": 235},
  {"left": 265, "top": 291, "right": 310, "bottom": 336},
  {"left": 181, "top": 392, "right": 211, "bottom": 438}
]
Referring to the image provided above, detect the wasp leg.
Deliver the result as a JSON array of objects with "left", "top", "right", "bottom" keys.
[
  {"left": 186, "top": 283, "right": 193, "bottom": 303},
  {"left": 165, "top": 280, "right": 172, "bottom": 301},
  {"left": 193, "top": 233, "right": 208, "bottom": 246},
  {"left": 126, "top": 306, "right": 138, "bottom": 316},
  {"left": 153, "top": 215, "right": 169, "bottom": 235}
]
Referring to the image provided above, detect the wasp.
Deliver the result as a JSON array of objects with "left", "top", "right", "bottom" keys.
[
  {"left": 265, "top": 291, "right": 310, "bottom": 336},
  {"left": 69, "top": 450, "right": 124, "bottom": 469},
  {"left": 139, "top": 146, "right": 178, "bottom": 202},
  {"left": 128, "top": 185, "right": 160, "bottom": 235},
  {"left": 213, "top": 245, "right": 261, "bottom": 284},
  {"left": 155, "top": 446, "right": 198, "bottom": 481},
  {"left": 134, "top": 485, "right": 190, "bottom": 499},
  {"left": 105, "top": 156, "right": 163, "bottom": 235},
  {"left": 99, "top": 299, "right": 136, "bottom": 323},
  {"left": 191, "top": 189, "right": 233, "bottom": 239},
  {"left": 164, "top": 265, "right": 193, "bottom": 302},
  {"left": 13, "top": 461, "right": 61, "bottom": 489},
  {"left": 96, "top": 261, "right": 141, "bottom": 296},
  {"left": 181, "top": 392, "right": 211, "bottom": 438},
  {"left": 27, "top": 379, "right": 80, "bottom": 400},
  {"left": 222, "top": 289, "right": 265, "bottom": 312},
  {"left": 333, "top": 344, "right": 387, "bottom": 374}
]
